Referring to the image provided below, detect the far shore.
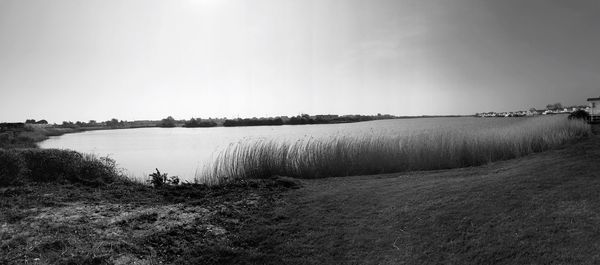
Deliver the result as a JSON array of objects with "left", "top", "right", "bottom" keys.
[{"left": 1, "top": 114, "right": 469, "bottom": 148}]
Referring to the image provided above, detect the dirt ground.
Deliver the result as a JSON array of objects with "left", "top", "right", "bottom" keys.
[{"left": 0, "top": 178, "right": 297, "bottom": 264}]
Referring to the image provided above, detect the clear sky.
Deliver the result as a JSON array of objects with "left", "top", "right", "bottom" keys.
[{"left": 1, "top": 0, "right": 599, "bottom": 123}]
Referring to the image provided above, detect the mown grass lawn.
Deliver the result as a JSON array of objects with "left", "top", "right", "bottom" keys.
[{"left": 244, "top": 126, "right": 600, "bottom": 264}]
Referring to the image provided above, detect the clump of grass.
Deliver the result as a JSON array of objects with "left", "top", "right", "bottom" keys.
[
  {"left": 198, "top": 116, "right": 591, "bottom": 184},
  {"left": 0, "top": 149, "right": 126, "bottom": 186},
  {"left": 20, "top": 149, "right": 86, "bottom": 182},
  {"left": 0, "top": 149, "right": 27, "bottom": 186}
]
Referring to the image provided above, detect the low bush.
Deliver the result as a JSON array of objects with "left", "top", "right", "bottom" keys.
[
  {"left": 0, "top": 149, "right": 27, "bottom": 186},
  {"left": 0, "top": 149, "right": 124, "bottom": 186},
  {"left": 20, "top": 149, "right": 83, "bottom": 182},
  {"left": 569, "top": 109, "right": 590, "bottom": 121},
  {"left": 78, "top": 154, "right": 123, "bottom": 185}
]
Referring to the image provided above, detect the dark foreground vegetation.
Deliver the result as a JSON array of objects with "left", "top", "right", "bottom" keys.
[
  {"left": 0, "top": 177, "right": 298, "bottom": 265},
  {"left": 0, "top": 145, "right": 300, "bottom": 264},
  {"left": 0, "top": 149, "right": 122, "bottom": 187},
  {"left": 0, "top": 120, "right": 302, "bottom": 264}
]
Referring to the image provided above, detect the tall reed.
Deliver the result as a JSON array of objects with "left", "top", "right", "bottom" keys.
[{"left": 197, "top": 116, "right": 591, "bottom": 184}]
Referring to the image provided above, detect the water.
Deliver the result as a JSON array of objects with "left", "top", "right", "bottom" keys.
[{"left": 38, "top": 117, "right": 507, "bottom": 181}]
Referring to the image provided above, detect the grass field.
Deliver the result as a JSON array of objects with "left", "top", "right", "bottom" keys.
[
  {"left": 199, "top": 115, "right": 590, "bottom": 184},
  {"left": 236, "top": 124, "right": 600, "bottom": 264}
]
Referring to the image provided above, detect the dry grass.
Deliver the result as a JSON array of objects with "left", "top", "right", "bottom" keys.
[
  {"left": 197, "top": 116, "right": 591, "bottom": 184},
  {"left": 0, "top": 179, "right": 291, "bottom": 265}
]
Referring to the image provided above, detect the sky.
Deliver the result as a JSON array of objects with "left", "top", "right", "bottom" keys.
[{"left": 1, "top": 0, "right": 599, "bottom": 123}]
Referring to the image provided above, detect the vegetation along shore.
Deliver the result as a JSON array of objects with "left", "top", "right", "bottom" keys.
[
  {"left": 199, "top": 115, "right": 590, "bottom": 184},
  {"left": 1, "top": 115, "right": 598, "bottom": 264}
]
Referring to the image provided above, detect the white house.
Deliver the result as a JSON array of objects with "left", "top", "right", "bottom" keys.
[
  {"left": 587, "top": 97, "right": 600, "bottom": 123},
  {"left": 588, "top": 97, "right": 600, "bottom": 115}
]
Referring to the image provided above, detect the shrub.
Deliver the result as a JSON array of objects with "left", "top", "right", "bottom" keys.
[
  {"left": 0, "top": 149, "right": 27, "bottom": 186},
  {"left": 147, "top": 168, "right": 179, "bottom": 188},
  {"left": 18, "top": 149, "right": 122, "bottom": 185},
  {"left": 78, "top": 154, "right": 122, "bottom": 185},
  {"left": 20, "top": 149, "right": 83, "bottom": 182},
  {"left": 568, "top": 109, "right": 590, "bottom": 121}
]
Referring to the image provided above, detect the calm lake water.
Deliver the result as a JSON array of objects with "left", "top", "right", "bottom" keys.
[{"left": 39, "top": 117, "right": 514, "bottom": 181}]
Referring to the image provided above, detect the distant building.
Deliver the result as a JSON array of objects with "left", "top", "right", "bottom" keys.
[
  {"left": 588, "top": 97, "right": 600, "bottom": 123},
  {"left": 588, "top": 97, "right": 600, "bottom": 115}
]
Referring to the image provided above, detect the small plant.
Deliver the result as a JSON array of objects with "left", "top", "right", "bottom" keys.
[
  {"left": 147, "top": 168, "right": 179, "bottom": 187},
  {"left": 169, "top": 175, "right": 180, "bottom": 185}
]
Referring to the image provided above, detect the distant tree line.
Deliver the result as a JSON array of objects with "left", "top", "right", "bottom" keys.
[
  {"left": 158, "top": 116, "right": 177, "bottom": 128},
  {"left": 288, "top": 114, "right": 379, "bottom": 125},
  {"left": 56, "top": 118, "right": 134, "bottom": 129},
  {"left": 105, "top": 119, "right": 123, "bottom": 128},
  {"left": 60, "top": 120, "right": 103, "bottom": 128},
  {"left": 24, "top": 119, "right": 48, "bottom": 125},
  {"left": 222, "top": 114, "right": 395, "bottom": 127},
  {"left": 223, "top": 117, "right": 284, "bottom": 127},
  {"left": 184, "top": 118, "right": 218, "bottom": 128},
  {"left": 19, "top": 113, "right": 397, "bottom": 130},
  {"left": 546, "top": 103, "right": 564, "bottom": 111}
]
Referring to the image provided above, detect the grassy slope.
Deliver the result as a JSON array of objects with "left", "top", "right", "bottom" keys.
[{"left": 247, "top": 125, "right": 600, "bottom": 264}]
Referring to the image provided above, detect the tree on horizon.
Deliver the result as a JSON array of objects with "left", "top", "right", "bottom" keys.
[{"left": 159, "top": 116, "right": 177, "bottom": 128}]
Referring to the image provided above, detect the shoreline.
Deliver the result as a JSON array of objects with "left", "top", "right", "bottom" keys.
[{"left": 11, "top": 115, "right": 546, "bottom": 149}]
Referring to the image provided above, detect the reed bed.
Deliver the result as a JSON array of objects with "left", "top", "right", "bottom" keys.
[{"left": 197, "top": 116, "right": 591, "bottom": 184}]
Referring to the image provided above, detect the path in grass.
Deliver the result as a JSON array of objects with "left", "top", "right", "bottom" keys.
[{"left": 248, "top": 126, "right": 600, "bottom": 264}]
